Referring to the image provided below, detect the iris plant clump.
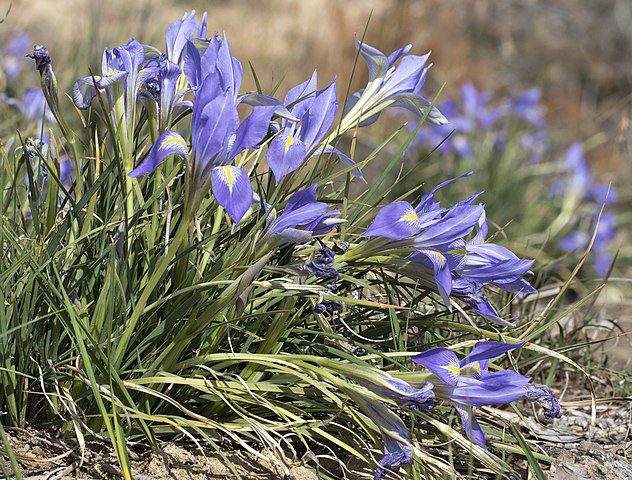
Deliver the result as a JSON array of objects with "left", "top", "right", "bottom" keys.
[{"left": 0, "top": 13, "right": 574, "bottom": 480}]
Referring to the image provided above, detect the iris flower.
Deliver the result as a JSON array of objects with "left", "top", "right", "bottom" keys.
[
  {"left": 362, "top": 173, "right": 536, "bottom": 324},
  {"left": 265, "top": 72, "right": 362, "bottom": 182},
  {"left": 552, "top": 143, "right": 618, "bottom": 275},
  {"left": 73, "top": 38, "right": 148, "bottom": 112},
  {"left": 412, "top": 340, "right": 561, "bottom": 447},
  {"left": 1, "top": 32, "right": 31, "bottom": 80},
  {"left": 130, "top": 68, "right": 275, "bottom": 223},
  {"left": 0, "top": 87, "right": 56, "bottom": 126},
  {"left": 341, "top": 38, "right": 447, "bottom": 131}
]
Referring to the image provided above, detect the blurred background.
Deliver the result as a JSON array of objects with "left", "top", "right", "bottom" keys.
[
  {"left": 2, "top": 0, "right": 631, "bottom": 360},
  {"left": 2, "top": 0, "right": 630, "bottom": 173}
]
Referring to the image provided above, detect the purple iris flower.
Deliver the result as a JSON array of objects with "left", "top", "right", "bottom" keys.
[
  {"left": 262, "top": 71, "right": 363, "bottom": 183},
  {"left": 559, "top": 211, "right": 616, "bottom": 276},
  {"left": 130, "top": 70, "right": 276, "bottom": 223},
  {"left": 364, "top": 172, "right": 482, "bottom": 305},
  {"left": 506, "top": 88, "right": 546, "bottom": 128},
  {"left": 265, "top": 185, "right": 344, "bottom": 245},
  {"left": 362, "top": 173, "right": 536, "bottom": 324},
  {"left": 1, "top": 32, "right": 31, "bottom": 80},
  {"left": 342, "top": 38, "right": 447, "bottom": 129},
  {"left": 1, "top": 87, "right": 56, "bottom": 125},
  {"left": 413, "top": 340, "right": 561, "bottom": 448},
  {"left": 73, "top": 38, "right": 148, "bottom": 111},
  {"left": 552, "top": 143, "right": 618, "bottom": 274}
]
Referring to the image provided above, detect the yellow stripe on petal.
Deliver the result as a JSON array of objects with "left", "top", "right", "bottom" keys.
[
  {"left": 401, "top": 213, "right": 419, "bottom": 221},
  {"left": 285, "top": 136, "right": 294, "bottom": 153},
  {"left": 222, "top": 166, "right": 234, "bottom": 191},
  {"left": 461, "top": 363, "right": 480, "bottom": 375},
  {"left": 162, "top": 137, "right": 186, "bottom": 149},
  {"left": 444, "top": 365, "right": 461, "bottom": 374},
  {"left": 449, "top": 249, "right": 468, "bottom": 256}
]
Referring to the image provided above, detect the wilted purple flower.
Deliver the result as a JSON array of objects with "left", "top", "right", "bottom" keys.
[
  {"left": 265, "top": 185, "right": 344, "bottom": 244},
  {"left": 353, "top": 396, "right": 414, "bottom": 480},
  {"left": 26, "top": 45, "right": 51, "bottom": 73},
  {"left": 413, "top": 340, "right": 561, "bottom": 447},
  {"left": 305, "top": 247, "right": 339, "bottom": 280}
]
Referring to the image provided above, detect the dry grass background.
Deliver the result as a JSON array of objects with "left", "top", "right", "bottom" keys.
[{"left": 2, "top": 0, "right": 630, "bottom": 179}]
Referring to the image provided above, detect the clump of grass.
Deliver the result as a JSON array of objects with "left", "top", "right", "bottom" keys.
[{"left": 0, "top": 13, "right": 612, "bottom": 480}]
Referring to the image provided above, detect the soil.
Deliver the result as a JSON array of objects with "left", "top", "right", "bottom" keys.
[
  {"left": 2, "top": 380, "right": 630, "bottom": 479},
  {"left": 1, "top": 431, "right": 318, "bottom": 480}
]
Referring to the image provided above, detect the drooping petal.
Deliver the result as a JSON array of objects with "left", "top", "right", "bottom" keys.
[
  {"left": 492, "top": 277, "right": 537, "bottom": 297},
  {"left": 129, "top": 130, "right": 188, "bottom": 177},
  {"left": 239, "top": 94, "right": 297, "bottom": 121},
  {"left": 211, "top": 165, "right": 253, "bottom": 223},
  {"left": 274, "top": 227, "right": 314, "bottom": 245},
  {"left": 306, "top": 210, "right": 345, "bottom": 236},
  {"left": 411, "top": 347, "right": 461, "bottom": 386},
  {"left": 465, "top": 297, "right": 514, "bottom": 327},
  {"left": 266, "top": 133, "right": 308, "bottom": 183},
  {"left": 453, "top": 404, "right": 487, "bottom": 448},
  {"left": 409, "top": 249, "right": 452, "bottom": 306},
  {"left": 72, "top": 76, "right": 99, "bottom": 110},
  {"left": 390, "top": 93, "right": 448, "bottom": 125},
  {"left": 364, "top": 201, "right": 424, "bottom": 240}
]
